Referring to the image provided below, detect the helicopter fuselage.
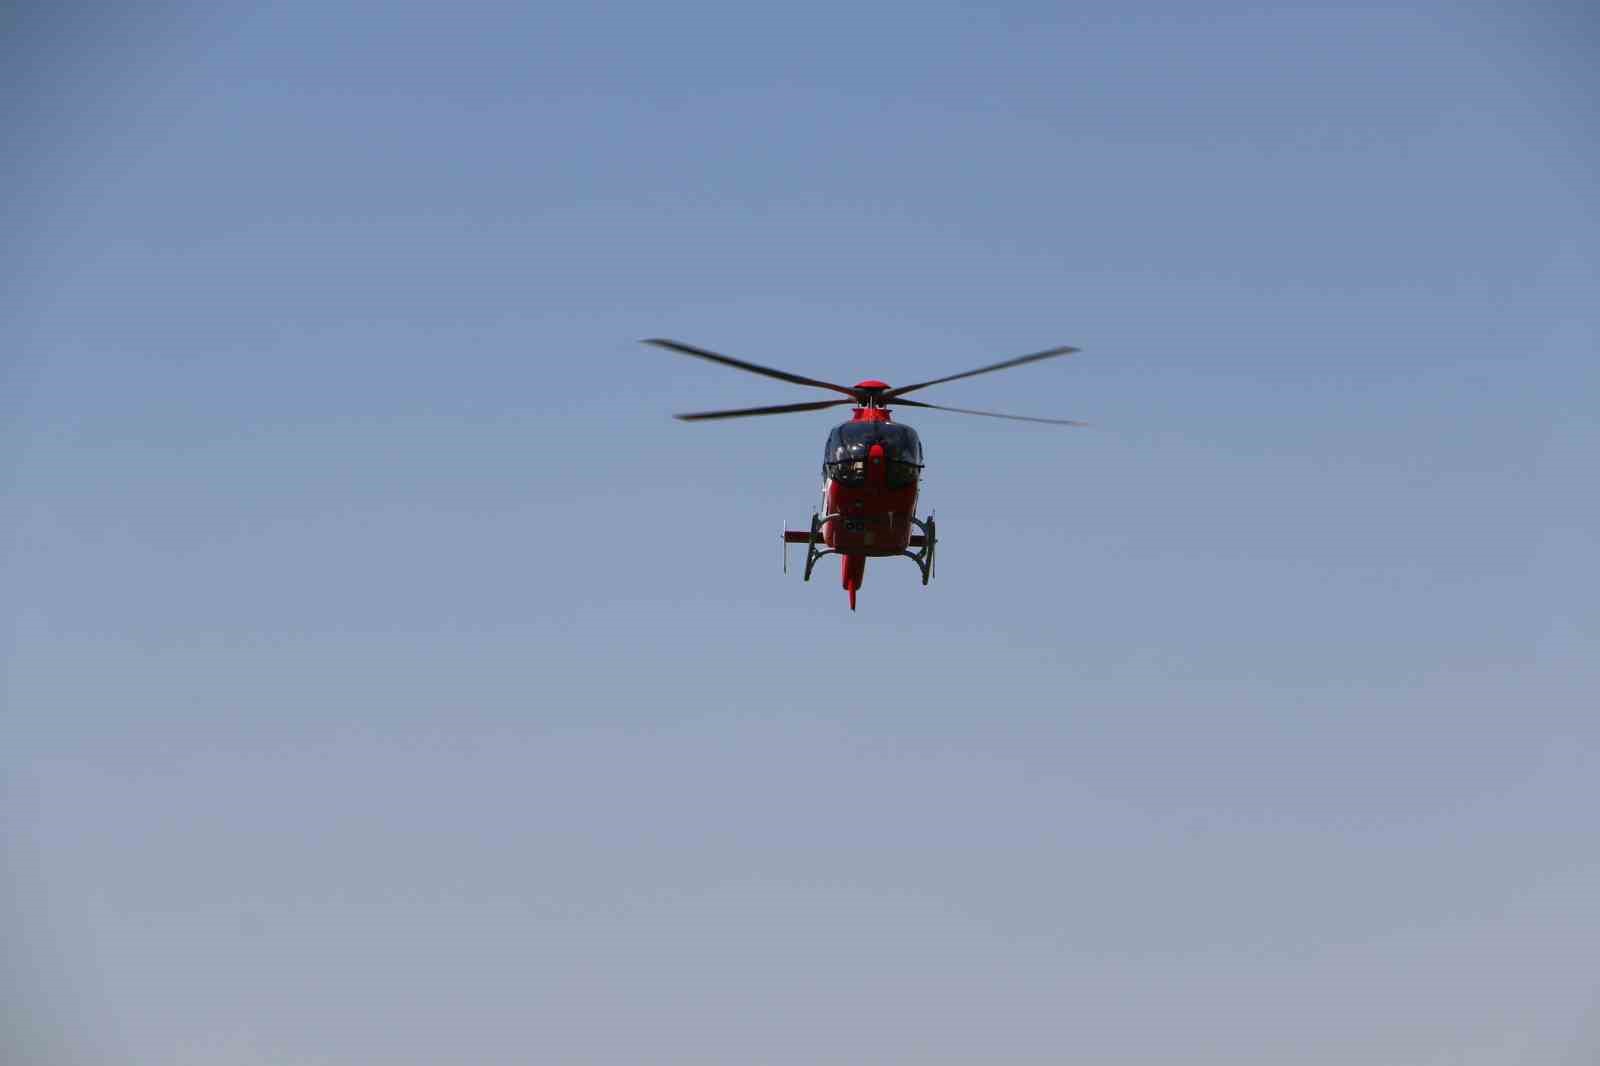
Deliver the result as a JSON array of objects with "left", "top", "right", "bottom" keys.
[
  {"left": 819, "top": 406, "right": 921, "bottom": 559},
  {"left": 782, "top": 401, "right": 935, "bottom": 609}
]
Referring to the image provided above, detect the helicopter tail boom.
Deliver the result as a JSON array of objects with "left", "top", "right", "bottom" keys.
[{"left": 842, "top": 554, "right": 866, "bottom": 611}]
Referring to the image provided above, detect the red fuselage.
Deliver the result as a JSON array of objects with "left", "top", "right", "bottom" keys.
[
  {"left": 817, "top": 402, "right": 925, "bottom": 607},
  {"left": 822, "top": 411, "right": 920, "bottom": 557}
]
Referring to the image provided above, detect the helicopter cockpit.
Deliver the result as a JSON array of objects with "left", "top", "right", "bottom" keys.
[{"left": 824, "top": 421, "right": 923, "bottom": 489}]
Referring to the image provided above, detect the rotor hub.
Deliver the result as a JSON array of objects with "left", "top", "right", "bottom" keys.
[{"left": 854, "top": 380, "right": 891, "bottom": 408}]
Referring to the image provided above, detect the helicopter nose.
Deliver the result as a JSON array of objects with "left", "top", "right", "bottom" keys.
[{"left": 868, "top": 442, "right": 887, "bottom": 487}]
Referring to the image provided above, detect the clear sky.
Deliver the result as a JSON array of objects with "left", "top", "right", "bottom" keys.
[{"left": 5, "top": 2, "right": 1597, "bottom": 1063}]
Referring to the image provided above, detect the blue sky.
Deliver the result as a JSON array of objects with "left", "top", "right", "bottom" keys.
[{"left": 5, "top": 3, "right": 1598, "bottom": 1063}]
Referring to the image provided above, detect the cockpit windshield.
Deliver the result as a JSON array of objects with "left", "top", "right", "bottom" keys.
[{"left": 824, "top": 421, "right": 923, "bottom": 487}]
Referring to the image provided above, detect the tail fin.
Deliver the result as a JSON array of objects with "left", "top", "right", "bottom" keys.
[{"left": 841, "top": 554, "right": 865, "bottom": 611}]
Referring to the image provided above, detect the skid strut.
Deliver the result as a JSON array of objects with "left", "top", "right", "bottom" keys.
[
  {"left": 781, "top": 511, "right": 937, "bottom": 585},
  {"left": 800, "top": 513, "right": 841, "bottom": 582},
  {"left": 782, "top": 514, "right": 838, "bottom": 577},
  {"left": 902, "top": 511, "right": 936, "bottom": 585}
]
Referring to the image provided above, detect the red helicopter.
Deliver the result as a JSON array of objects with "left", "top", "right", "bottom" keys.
[{"left": 646, "top": 338, "right": 1086, "bottom": 610}]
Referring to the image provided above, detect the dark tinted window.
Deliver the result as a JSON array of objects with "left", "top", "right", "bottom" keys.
[
  {"left": 827, "top": 459, "right": 867, "bottom": 484},
  {"left": 886, "top": 461, "right": 920, "bottom": 488},
  {"left": 823, "top": 421, "right": 923, "bottom": 466}
]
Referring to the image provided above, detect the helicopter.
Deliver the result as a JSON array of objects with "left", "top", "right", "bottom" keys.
[{"left": 646, "top": 338, "right": 1086, "bottom": 610}]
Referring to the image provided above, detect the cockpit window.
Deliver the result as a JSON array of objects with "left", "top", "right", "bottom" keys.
[
  {"left": 823, "top": 422, "right": 923, "bottom": 485},
  {"left": 824, "top": 422, "right": 923, "bottom": 465},
  {"left": 828, "top": 459, "right": 867, "bottom": 484},
  {"left": 886, "top": 461, "right": 920, "bottom": 488}
]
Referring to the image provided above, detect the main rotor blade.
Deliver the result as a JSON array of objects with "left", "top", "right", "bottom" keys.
[
  {"left": 885, "top": 345, "right": 1078, "bottom": 398},
  {"left": 674, "top": 398, "right": 852, "bottom": 422},
  {"left": 644, "top": 338, "right": 859, "bottom": 398},
  {"left": 891, "top": 397, "right": 1089, "bottom": 426}
]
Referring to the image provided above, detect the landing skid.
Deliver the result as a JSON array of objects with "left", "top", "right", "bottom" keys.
[
  {"left": 904, "top": 512, "right": 937, "bottom": 585},
  {"left": 782, "top": 512, "right": 937, "bottom": 585}
]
